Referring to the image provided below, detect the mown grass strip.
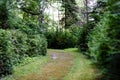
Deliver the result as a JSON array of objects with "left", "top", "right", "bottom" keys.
[
  {"left": 2, "top": 55, "right": 51, "bottom": 80},
  {"left": 63, "top": 48, "right": 101, "bottom": 80}
]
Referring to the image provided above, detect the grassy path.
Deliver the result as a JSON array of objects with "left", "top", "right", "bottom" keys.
[
  {"left": 3, "top": 48, "right": 101, "bottom": 80},
  {"left": 22, "top": 49, "right": 74, "bottom": 80},
  {"left": 63, "top": 48, "right": 101, "bottom": 80}
]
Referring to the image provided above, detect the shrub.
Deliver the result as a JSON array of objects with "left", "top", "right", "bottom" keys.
[
  {"left": 88, "top": 0, "right": 120, "bottom": 79},
  {"left": 0, "top": 30, "right": 29, "bottom": 77},
  {"left": 0, "top": 29, "right": 47, "bottom": 77},
  {"left": 45, "top": 30, "right": 77, "bottom": 49},
  {"left": 11, "top": 30, "right": 28, "bottom": 54},
  {"left": 27, "top": 34, "right": 47, "bottom": 56},
  {"left": 106, "top": 54, "right": 120, "bottom": 80},
  {"left": 0, "top": 30, "right": 14, "bottom": 77},
  {"left": 78, "top": 22, "right": 95, "bottom": 52},
  {"left": 88, "top": 17, "right": 110, "bottom": 64}
]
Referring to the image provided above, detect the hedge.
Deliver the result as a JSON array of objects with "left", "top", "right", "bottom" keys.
[
  {"left": 45, "top": 30, "right": 77, "bottom": 49},
  {"left": 0, "top": 30, "right": 14, "bottom": 77},
  {"left": 0, "top": 29, "right": 47, "bottom": 77},
  {"left": 27, "top": 35, "right": 47, "bottom": 56}
]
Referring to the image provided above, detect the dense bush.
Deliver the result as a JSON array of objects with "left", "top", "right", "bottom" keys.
[
  {"left": 88, "top": 16, "right": 110, "bottom": 64},
  {"left": 106, "top": 54, "right": 120, "bottom": 80},
  {"left": 78, "top": 22, "right": 95, "bottom": 52},
  {"left": 88, "top": 0, "right": 120, "bottom": 79},
  {"left": 0, "top": 29, "right": 47, "bottom": 77},
  {"left": 27, "top": 35, "right": 47, "bottom": 56},
  {"left": 45, "top": 30, "right": 77, "bottom": 49},
  {"left": 0, "top": 30, "right": 14, "bottom": 77}
]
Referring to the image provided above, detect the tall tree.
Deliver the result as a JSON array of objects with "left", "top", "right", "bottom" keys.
[
  {"left": 18, "top": 0, "right": 47, "bottom": 33},
  {"left": 60, "top": 0, "right": 78, "bottom": 28}
]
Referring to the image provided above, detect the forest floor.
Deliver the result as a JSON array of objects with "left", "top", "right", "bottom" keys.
[{"left": 3, "top": 48, "right": 101, "bottom": 80}]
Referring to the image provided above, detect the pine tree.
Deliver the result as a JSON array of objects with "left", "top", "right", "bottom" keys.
[{"left": 60, "top": 0, "right": 78, "bottom": 28}]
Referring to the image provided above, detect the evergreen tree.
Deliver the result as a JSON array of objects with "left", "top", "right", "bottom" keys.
[{"left": 60, "top": 0, "right": 78, "bottom": 28}]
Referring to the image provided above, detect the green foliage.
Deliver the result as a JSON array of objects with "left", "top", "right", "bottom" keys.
[
  {"left": 88, "top": 0, "right": 120, "bottom": 79},
  {"left": 78, "top": 22, "right": 95, "bottom": 52},
  {"left": 0, "top": 29, "right": 47, "bottom": 77},
  {"left": 60, "top": 0, "right": 79, "bottom": 28},
  {"left": 27, "top": 35, "right": 47, "bottom": 56},
  {"left": 0, "top": 30, "right": 13, "bottom": 76},
  {"left": 45, "top": 30, "right": 77, "bottom": 49},
  {"left": 8, "top": 11, "right": 40, "bottom": 35},
  {"left": 12, "top": 30, "right": 28, "bottom": 56},
  {"left": 88, "top": 15, "right": 110, "bottom": 64},
  {"left": 0, "top": 30, "right": 26, "bottom": 76},
  {"left": 0, "top": 0, "right": 8, "bottom": 29}
]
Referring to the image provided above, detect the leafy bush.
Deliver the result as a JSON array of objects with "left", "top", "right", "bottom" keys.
[
  {"left": 0, "top": 29, "right": 47, "bottom": 77},
  {"left": 106, "top": 54, "right": 120, "bottom": 80},
  {"left": 88, "top": 16, "right": 110, "bottom": 64},
  {"left": 0, "top": 29, "right": 28, "bottom": 77},
  {"left": 11, "top": 30, "right": 28, "bottom": 57},
  {"left": 27, "top": 34, "right": 47, "bottom": 56},
  {"left": 45, "top": 30, "right": 77, "bottom": 49},
  {"left": 78, "top": 22, "right": 95, "bottom": 52},
  {"left": 88, "top": 0, "right": 120, "bottom": 79},
  {"left": 0, "top": 30, "right": 14, "bottom": 77}
]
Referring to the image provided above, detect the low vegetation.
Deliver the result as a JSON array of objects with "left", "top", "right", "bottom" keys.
[
  {"left": 1, "top": 55, "right": 50, "bottom": 80},
  {"left": 0, "top": 29, "right": 47, "bottom": 77},
  {"left": 45, "top": 30, "right": 78, "bottom": 49}
]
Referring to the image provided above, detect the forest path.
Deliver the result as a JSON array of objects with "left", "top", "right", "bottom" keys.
[{"left": 21, "top": 49, "right": 74, "bottom": 80}]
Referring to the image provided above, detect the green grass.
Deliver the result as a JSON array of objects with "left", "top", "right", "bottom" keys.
[
  {"left": 2, "top": 55, "right": 51, "bottom": 80},
  {"left": 63, "top": 48, "right": 101, "bottom": 80},
  {"left": 2, "top": 48, "right": 101, "bottom": 80}
]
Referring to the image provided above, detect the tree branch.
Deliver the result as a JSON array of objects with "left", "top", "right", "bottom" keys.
[{"left": 20, "top": 7, "right": 40, "bottom": 15}]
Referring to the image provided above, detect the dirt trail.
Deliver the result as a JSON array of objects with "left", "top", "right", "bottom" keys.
[{"left": 20, "top": 50, "right": 74, "bottom": 80}]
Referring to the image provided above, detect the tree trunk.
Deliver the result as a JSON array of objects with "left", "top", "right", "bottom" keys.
[
  {"left": 0, "top": 0, "right": 8, "bottom": 29},
  {"left": 85, "top": 0, "right": 88, "bottom": 24}
]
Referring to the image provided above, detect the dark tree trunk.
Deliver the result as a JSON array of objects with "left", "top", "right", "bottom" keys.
[{"left": 0, "top": 0, "right": 8, "bottom": 29}]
